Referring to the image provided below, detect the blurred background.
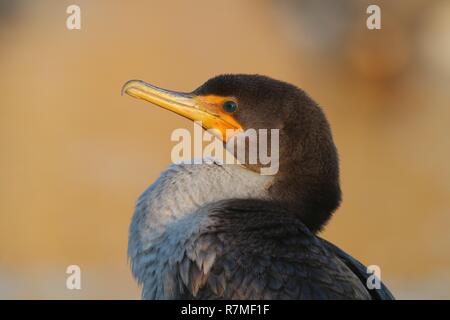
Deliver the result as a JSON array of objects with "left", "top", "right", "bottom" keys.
[{"left": 1, "top": 0, "right": 449, "bottom": 299}]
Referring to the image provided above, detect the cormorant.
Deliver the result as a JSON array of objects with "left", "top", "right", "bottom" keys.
[{"left": 122, "top": 74, "right": 394, "bottom": 300}]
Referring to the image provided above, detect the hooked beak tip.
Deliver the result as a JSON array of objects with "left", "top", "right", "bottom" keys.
[{"left": 121, "top": 79, "right": 143, "bottom": 96}]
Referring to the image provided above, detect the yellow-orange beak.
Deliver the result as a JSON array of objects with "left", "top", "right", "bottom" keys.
[{"left": 122, "top": 80, "right": 242, "bottom": 141}]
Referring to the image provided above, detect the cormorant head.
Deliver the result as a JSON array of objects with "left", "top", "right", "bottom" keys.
[{"left": 122, "top": 74, "right": 341, "bottom": 232}]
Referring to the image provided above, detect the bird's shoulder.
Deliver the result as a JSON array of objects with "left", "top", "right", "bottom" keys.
[{"left": 174, "top": 199, "right": 372, "bottom": 300}]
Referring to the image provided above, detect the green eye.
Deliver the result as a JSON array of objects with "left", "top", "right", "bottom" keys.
[{"left": 223, "top": 101, "right": 237, "bottom": 113}]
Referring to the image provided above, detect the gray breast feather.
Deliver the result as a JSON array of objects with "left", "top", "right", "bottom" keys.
[{"left": 128, "top": 162, "right": 272, "bottom": 299}]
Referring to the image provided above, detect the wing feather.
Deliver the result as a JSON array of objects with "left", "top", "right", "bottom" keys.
[{"left": 173, "top": 199, "right": 378, "bottom": 300}]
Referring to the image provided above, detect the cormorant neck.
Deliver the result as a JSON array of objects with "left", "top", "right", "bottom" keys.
[
  {"left": 268, "top": 102, "right": 341, "bottom": 233},
  {"left": 270, "top": 167, "right": 341, "bottom": 234}
]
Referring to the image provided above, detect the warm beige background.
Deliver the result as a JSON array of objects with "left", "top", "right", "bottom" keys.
[{"left": 1, "top": 0, "right": 449, "bottom": 299}]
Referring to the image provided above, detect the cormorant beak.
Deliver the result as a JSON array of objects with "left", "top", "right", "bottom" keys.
[{"left": 122, "top": 80, "right": 242, "bottom": 142}]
